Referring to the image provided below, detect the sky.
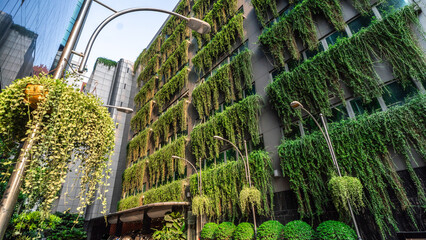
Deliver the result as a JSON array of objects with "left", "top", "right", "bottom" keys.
[{"left": 73, "top": 0, "right": 180, "bottom": 80}]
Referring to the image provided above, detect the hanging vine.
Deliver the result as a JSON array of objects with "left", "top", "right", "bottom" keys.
[
  {"left": 134, "top": 76, "right": 157, "bottom": 107},
  {"left": 143, "top": 179, "right": 187, "bottom": 205},
  {"left": 122, "top": 160, "right": 146, "bottom": 196},
  {"left": 134, "top": 35, "right": 163, "bottom": 73},
  {"left": 118, "top": 193, "right": 143, "bottom": 211},
  {"left": 267, "top": 6, "right": 426, "bottom": 132},
  {"left": 137, "top": 54, "right": 160, "bottom": 86},
  {"left": 127, "top": 128, "right": 151, "bottom": 165},
  {"left": 191, "top": 95, "right": 262, "bottom": 161},
  {"left": 192, "top": 0, "right": 216, "bottom": 19},
  {"left": 162, "top": 0, "right": 190, "bottom": 36},
  {"left": 192, "top": 13, "right": 244, "bottom": 73},
  {"left": 279, "top": 95, "right": 426, "bottom": 238},
  {"left": 192, "top": 50, "right": 253, "bottom": 119},
  {"left": 0, "top": 76, "right": 115, "bottom": 214},
  {"left": 154, "top": 67, "right": 189, "bottom": 110},
  {"left": 158, "top": 40, "right": 190, "bottom": 82},
  {"left": 130, "top": 100, "right": 153, "bottom": 133},
  {"left": 160, "top": 22, "right": 190, "bottom": 63},
  {"left": 251, "top": 0, "right": 279, "bottom": 27}
]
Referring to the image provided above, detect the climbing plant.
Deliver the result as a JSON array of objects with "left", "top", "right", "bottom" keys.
[
  {"left": 267, "top": 6, "right": 426, "bottom": 131},
  {"left": 127, "top": 128, "right": 151, "bottom": 165},
  {"left": 151, "top": 98, "right": 188, "bottom": 148},
  {"left": 158, "top": 40, "right": 190, "bottom": 82},
  {"left": 137, "top": 54, "right": 160, "bottom": 86},
  {"left": 96, "top": 57, "right": 117, "bottom": 69},
  {"left": 134, "top": 76, "right": 157, "bottom": 107},
  {"left": 191, "top": 95, "right": 262, "bottom": 161},
  {"left": 251, "top": 0, "right": 279, "bottom": 27},
  {"left": 154, "top": 67, "right": 189, "bottom": 110},
  {"left": 134, "top": 35, "right": 163, "bottom": 73},
  {"left": 192, "top": 0, "right": 216, "bottom": 19},
  {"left": 162, "top": 0, "right": 190, "bottom": 36},
  {"left": 192, "top": 50, "right": 253, "bottom": 119},
  {"left": 122, "top": 160, "right": 146, "bottom": 196},
  {"left": 144, "top": 179, "right": 186, "bottom": 205},
  {"left": 0, "top": 76, "right": 115, "bottom": 214},
  {"left": 160, "top": 22, "right": 190, "bottom": 63},
  {"left": 278, "top": 95, "right": 426, "bottom": 238},
  {"left": 118, "top": 193, "right": 142, "bottom": 211},
  {"left": 192, "top": 13, "right": 244, "bottom": 73},
  {"left": 130, "top": 100, "right": 153, "bottom": 133}
]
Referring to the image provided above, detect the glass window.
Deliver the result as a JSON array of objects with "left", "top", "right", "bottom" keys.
[
  {"left": 348, "top": 15, "right": 373, "bottom": 34},
  {"left": 382, "top": 81, "right": 418, "bottom": 108},
  {"left": 326, "top": 31, "right": 348, "bottom": 47},
  {"left": 328, "top": 104, "right": 349, "bottom": 122},
  {"left": 304, "top": 42, "right": 324, "bottom": 60},
  {"left": 350, "top": 97, "right": 381, "bottom": 116},
  {"left": 378, "top": 0, "right": 410, "bottom": 16}
]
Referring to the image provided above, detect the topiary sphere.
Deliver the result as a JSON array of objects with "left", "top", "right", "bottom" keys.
[
  {"left": 215, "top": 222, "right": 236, "bottom": 240},
  {"left": 233, "top": 222, "right": 254, "bottom": 240},
  {"left": 282, "top": 220, "right": 314, "bottom": 240},
  {"left": 316, "top": 220, "right": 357, "bottom": 240},
  {"left": 201, "top": 222, "right": 218, "bottom": 240},
  {"left": 257, "top": 220, "right": 285, "bottom": 240}
]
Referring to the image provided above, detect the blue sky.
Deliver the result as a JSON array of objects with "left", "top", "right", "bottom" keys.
[{"left": 74, "top": 0, "right": 180, "bottom": 78}]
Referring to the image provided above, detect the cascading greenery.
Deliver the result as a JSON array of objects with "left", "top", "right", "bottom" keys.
[
  {"left": 328, "top": 176, "right": 364, "bottom": 214},
  {"left": 127, "top": 128, "right": 151, "bottom": 165},
  {"left": 189, "top": 150, "right": 274, "bottom": 221},
  {"left": 151, "top": 98, "right": 188, "bottom": 148},
  {"left": 134, "top": 36, "right": 163, "bottom": 73},
  {"left": 137, "top": 54, "right": 159, "bottom": 86},
  {"left": 130, "top": 101, "right": 153, "bottom": 133},
  {"left": 118, "top": 193, "right": 142, "bottom": 211},
  {"left": 0, "top": 76, "right": 115, "bottom": 214},
  {"left": 191, "top": 95, "right": 261, "bottom": 161},
  {"left": 160, "top": 22, "right": 190, "bottom": 63},
  {"left": 192, "top": 50, "right": 253, "bottom": 119},
  {"left": 134, "top": 76, "right": 156, "bottom": 107},
  {"left": 192, "top": 0, "right": 216, "bottom": 19},
  {"left": 144, "top": 179, "right": 186, "bottom": 205},
  {"left": 192, "top": 13, "right": 244, "bottom": 73},
  {"left": 158, "top": 40, "right": 190, "bottom": 82},
  {"left": 162, "top": 0, "right": 190, "bottom": 36},
  {"left": 122, "top": 160, "right": 146, "bottom": 196},
  {"left": 251, "top": 0, "right": 278, "bottom": 27},
  {"left": 192, "top": 0, "right": 238, "bottom": 48},
  {"left": 267, "top": 6, "right": 426, "bottom": 131},
  {"left": 96, "top": 57, "right": 117, "bottom": 69},
  {"left": 278, "top": 95, "right": 426, "bottom": 238},
  {"left": 239, "top": 186, "right": 261, "bottom": 215},
  {"left": 154, "top": 67, "right": 189, "bottom": 110},
  {"left": 192, "top": 195, "right": 212, "bottom": 216}
]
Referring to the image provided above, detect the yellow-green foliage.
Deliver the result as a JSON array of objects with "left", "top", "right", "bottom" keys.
[
  {"left": 127, "top": 128, "right": 151, "bottom": 164},
  {"left": 192, "top": 195, "right": 212, "bottom": 216},
  {"left": 144, "top": 179, "right": 187, "bottom": 205},
  {"left": 134, "top": 76, "right": 156, "bottom": 107},
  {"left": 122, "top": 161, "right": 146, "bottom": 195},
  {"left": 158, "top": 40, "right": 190, "bottom": 82},
  {"left": 118, "top": 193, "right": 142, "bottom": 211},
  {"left": 239, "top": 186, "right": 261, "bottom": 214},
  {"left": 154, "top": 67, "right": 189, "bottom": 110},
  {"left": 328, "top": 176, "right": 364, "bottom": 213},
  {"left": 130, "top": 100, "right": 153, "bottom": 133}
]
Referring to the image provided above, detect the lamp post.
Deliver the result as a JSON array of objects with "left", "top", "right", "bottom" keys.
[
  {"left": 171, "top": 156, "right": 202, "bottom": 195},
  {"left": 212, "top": 136, "right": 257, "bottom": 234},
  {"left": 290, "top": 101, "right": 362, "bottom": 240},
  {"left": 103, "top": 105, "right": 134, "bottom": 114}
]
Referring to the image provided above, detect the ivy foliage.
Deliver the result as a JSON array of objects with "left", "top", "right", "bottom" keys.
[
  {"left": 158, "top": 40, "right": 190, "bottom": 82},
  {"left": 191, "top": 95, "right": 262, "bottom": 161},
  {"left": 160, "top": 22, "right": 190, "bottom": 63},
  {"left": 282, "top": 220, "right": 315, "bottom": 240},
  {"left": 257, "top": 220, "right": 285, "bottom": 240},
  {"left": 239, "top": 186, "right": 261, "bottom": 215},
  {"left": 215, "top": 222, "right": 236, "bottom": 240},
  {"left": 96, "top": 57, "right": 117, "bottom": 69},
  {"left": 130, "top": 100, "right": 153, "bottom": 133},
  {"left": 154, "top": 67, "right": 189, "bottom": 110},
  {"left": 117, "top": 193, "right": 142, "bottom": 211},
  {"left": 192, "top": 50, "right": 253, "bottom": 119},
  {"left": 122, "top": 160, "right": 146, "bottom": 196},
  {"left": 200, "top": 222, "right": 218, "bottom": 240},
  {"left": 134, "top": 76, "right": 156, "bottom": 107},
  {"left": 316, "top": 221, "right": 357, "bottom": 240},
  {"left": 192, "top": 0, "right": 216, "bottom": 19},
  {"left": 251, "top": 0, "right": 278, "bottom": 27},
  {"left": 328, "top": 176, "right": 364, "bottom": 214},
  {"left": 127, "top": 128, "right": 151, "bottom": 165},
  {"left": 278, "top": 95, "right": 426, "bottom": 237},
  {"left": 8, "top": 211, "right": 61, "bottom": 240},
  {"left": 137, "top": 54, "right": 160, "bottom": 86},
  {"left": 189, "top": 150, "right": 274, "bottom": 221},
  {"left": 192, "top": 13, "right": 244, "bottom": 73},
  {"left": 192, "top": 195, "right": 212, "bottom": 216},
  {"left": 267, "top": 6, "right": 426, "bottom": 131},
  {"left": 134, "top": 35, "right": 163, "bottom": 73},
  {"left": 233, "top": 222, "right": 254, "bottom": 240},
  {"left": 0, "top": 76, "right": 115, "bottom": 214},
  {"left": 162, "top": 0, "right": 190, "bottom": 36}
]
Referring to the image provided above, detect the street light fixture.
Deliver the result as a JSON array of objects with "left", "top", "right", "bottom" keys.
[
  {"left": 290, "top": 101, "right": 362, "bottom": 240},
  {"left": 103, "top": 105, "right": 134, "bottom": 114}
]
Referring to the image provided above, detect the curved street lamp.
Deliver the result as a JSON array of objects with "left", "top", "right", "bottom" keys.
[
  {"left": 290, "top": 101, "right": 362, "bottom": 240},
  {"left": 103, "top": 104, "right": 134, "bottom": 114}
]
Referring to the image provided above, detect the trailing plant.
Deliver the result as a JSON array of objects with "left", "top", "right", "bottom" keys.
[
  {"left": 316, "top": 220, "right": 356, "bottom": 240},
  {"left": 282, "top": 220, "right": 315, "bottom": 240},
  {"left": 96, "top": 57, "right": 117, "bottom": 69},
  {"left": 239, "top": 186, "right": 261, "bottom": 215},
  {"left": 143, "top": 179, "right": 186, "bottom": 205},
  {"left": 328, "top": 176, "right": 364, "bottom": 214},
  {"left": 215, "top": 222, "right": 236, "bottom": 240},
  {"left": 152, "top": 212, "right": 187, "bottom": 240},
  {"left": 137, "top": 54, "right": 160, "bottom": 85},
  {"left": 162, "top": 0, "right": 190, "bottom": 36},
  {"left": 134, "top": 35, "right": 163, "bottom": 73},
  {"left": 233, "top": 222, "right": 254, "bottom": 240},
  {"left": 192, "top": 0, "right": 238, "bottom": 48},
  {"left": 0, "top": 76, "right": 115, "bottom": 214},
  {"left": 192, "top": 0, "right": 216, "bottom": 19},
  {"left": 192, "top": 50, "right": 253, "bottom": 119},
  {"left": 192, "top": 195, "right": 212, "bottom": 216},
  {"left": 251, "top": 0, "right": 278, "bottom": 27},
  {"left": 147, "top": 136, "right": 187, "bottom": 186},
  {"left": 267, "top": 6, "right": 426, "bottom": 131},
  {"left": 278, "top": 95, "right": 426, "bottom": 237},
  {"left": 160, "top": 22, "right": 190, "bottom": 63},
  {"left": 117, "top": 193, "right": 142, "bottom": 211},
  {"left": 257, "top": 220, "right": 285, "bottom": 240},
  {"left": 154, "top": 67, "right": 189, "bottom": 110},
  {"left": 131, "top": 100, "right": 153, "bottom": 133},
  {"left": 151, "top": 98, "right": 188, "bottom": 148},
  {"left": 158, "top": 40, "right": 190, "bottom": 82},
  {"left": 122, "top": 160, "right": 146, "bottom": 195},
  {"left": 200, "top": 222, "right": 218, "bottom": 240},
  {"left": 191, "top": 95, "right": 261, "bottom": 161},
  {"left": 192, "top": 13, "right": 244, "bottom": 73},
  {"left": 45, "top": 211, "right": 86, "bottom": 240},
  {"left": 189, "top": 150, "right": 274, "bottom": 221},
  {"left": 134, "top": 76, "right": 156, "bottom": 107},
  {"left": 127, "top": 128, "right": 151, "bottom": 165}
]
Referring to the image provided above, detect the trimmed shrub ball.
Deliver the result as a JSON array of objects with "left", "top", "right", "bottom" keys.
[
  {"left": 282, "top": 220, "right": 314, "bottom": 240},
  {"left": 257, "top": 220, "right": 285, "bottom": 240},
  {"left": 233, "top": 222, "right": 254, "bottom": 240},
  {"left": 215, "top": 222, "right": 236, "bottom": 240},
  {"left": 316, "top": 220, "right": 357, "bottom": 240},
  {"left": 201, "top": 222, "right": 218, "bottom": 240}
]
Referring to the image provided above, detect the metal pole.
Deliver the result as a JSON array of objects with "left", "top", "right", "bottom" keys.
[
  {"left": 319, "top": 114, "right": 361, "bottom": 240},
  {"left": 52, "top": 0, "right": 94, "bottom": 79},
  {"left": 243, "top": 140, "right": 256, "bottom": 235},
  {"left": 0, "top": 123, "right": 40, "bottom": 239}
]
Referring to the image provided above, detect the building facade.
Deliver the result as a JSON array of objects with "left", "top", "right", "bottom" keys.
[{"left": 96, "top": 0, "right": 426, "bottom": 239}]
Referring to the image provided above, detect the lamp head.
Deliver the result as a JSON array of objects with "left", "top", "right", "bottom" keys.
[
  {"left": 290, "top": 101, "right": 303, "bottom": 110},
  {"left": 103, "top": 105, "right": 134, "bottom": 114},
  {"left": 213, "top": 135, "right": 224, "bottom": 141},
  {"left": 187, "top": 18, "right": 211, "bottom": 34},
  {"left": 171, "top": 155, "right": 180, "bottom": 159}
]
